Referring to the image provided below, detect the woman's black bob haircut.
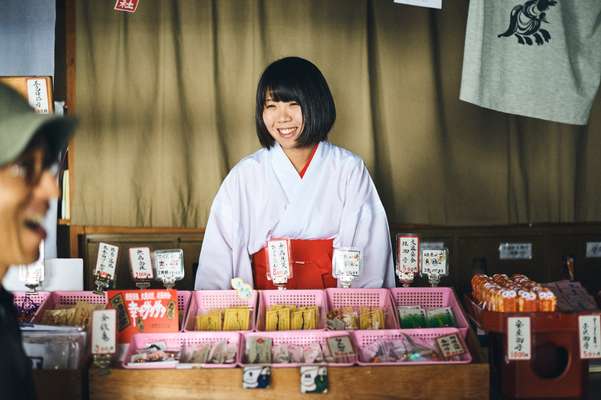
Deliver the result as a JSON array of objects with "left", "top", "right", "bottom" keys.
[{"left": 255, "top": 57, "right": 336, "bottom": 148}]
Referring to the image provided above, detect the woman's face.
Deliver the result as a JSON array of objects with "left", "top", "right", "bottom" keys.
[
  {"left": 0, "top": 146, "right": 59, "bottom": 270},
  {"left": 262, "top": 95, "right": 305, "bottom": 150}
]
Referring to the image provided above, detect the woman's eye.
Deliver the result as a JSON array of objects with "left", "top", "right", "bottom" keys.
[
  {"left": 289, "top": 102, "right": 299, "bottom": 106},
  {"left": 264, "top": 104, "right": 275, "bottom": 109}
]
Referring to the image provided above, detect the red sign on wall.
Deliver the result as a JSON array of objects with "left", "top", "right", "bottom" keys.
[{"left": 114, "top": 0, "right": 140, "bottom": 13}]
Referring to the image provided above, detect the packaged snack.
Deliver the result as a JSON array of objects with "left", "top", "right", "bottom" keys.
[
  {"left": 397, "top": 306, "right": 426, "bottom": 329},
  {"left": 245, "top": 337, "right": 272, "bottom": 364},
  {"left": 426, "top": 307, "right": 456, "bottom": 328},
  {"left": 326, "top": 335, "right": 355, "bottom": 364}
]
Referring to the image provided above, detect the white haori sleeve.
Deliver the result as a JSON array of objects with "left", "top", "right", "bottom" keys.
[
  {"left": 194, "top": 171, "right": 254, "bottom": 290},
  {"left": 334, "top": 158, "right": 395, "bottom": 288}
]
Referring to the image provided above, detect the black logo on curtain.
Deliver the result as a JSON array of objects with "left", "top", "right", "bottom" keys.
[{"left": 498, "top": 0, "right": 557, "bottom": 45}]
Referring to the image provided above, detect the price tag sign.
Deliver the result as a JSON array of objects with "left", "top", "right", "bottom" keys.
[
  {"left": 18, "top": 242, "right": 45, "bottom": 291},
  {"left": 332, "top": 248, "right": 361, "bottom": 288},
  {"left": 153, "top": 249, "right": 185, "bottom": 287},
  {"left": 266, "top": 239, "right": 293, "bottom": 286},
  {"left": 129, "top": 247, "right": 154, "bottom": 280},
  {"left": 396, "top": 234, "right": 420, "bottom": 284},
  {"left": 579, "top": 315, "right": 601, "bottom": 359},
  {"left": 436, "top": 333, "right": 466, "bottom": 359},
  {"left": 95, "top": 243, "right": 119, "bottom": 281},
  {"left": 421, "top": 248, "right": 448, "bottom": 286},
  {"left": 507, "top": 317, "right": 531, "bottom": 360},
  {"left": 92, "top": 309, "right": 117, "bottom": 355},
  {"left": 26, "top": 79, "right": 50, "bottom": 113}
]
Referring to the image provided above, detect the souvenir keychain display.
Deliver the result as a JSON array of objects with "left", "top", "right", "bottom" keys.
[
  {"left": 153, "top": 249, "right": 185, "bottom": 289},
  {"left": 396, "top": 234, "right": 420, "bottom": 287},
  {"left": 94, "top": 242, "right": 119, "bottom": 293},
  {"left": 332, "top": 248, "right": 361, "bottom": 288},
  {"left": 18, "top": 242, "right": 45, "bottom": 293},
  {"left": 420, "top": 247, "right": 449, "bottom": 287},
  {"left": 266, "top": 239, "right": 293, "bottom": 290},
  {"left": 129, "top": 247, "right": 154, "bottom": 289}
]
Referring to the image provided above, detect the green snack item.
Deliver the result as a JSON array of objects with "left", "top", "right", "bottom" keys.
[
  {"left": 397, "top": 306, "right": 426, "bottom": 329},
  {"left": 425, "top": 307, "right": 456, "bottom": 328}
]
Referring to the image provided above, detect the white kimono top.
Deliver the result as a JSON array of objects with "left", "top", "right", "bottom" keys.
[{"left": 194, "top": 141, "right": 395, "bottom": 289}]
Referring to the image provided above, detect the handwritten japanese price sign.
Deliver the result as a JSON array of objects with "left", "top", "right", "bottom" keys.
[
  {"left": 332, "top": 248, "right": 361, "bottom": 287},
  {"left": 26, "top": 79, "right": 50, "bottom": 113},
  {"left": 579, "top": 315, "right": 601, "bottom": 359},
  {"left": 507, "top": 317, "right": 531, "bottom": 360},
  {"left": 421, "top": 249, "right": 448, "bottom": 277},
  {"left": 95, "top": 243, "right": 119, "bottom": 281},
  {"left": 153, "top": 249, "right": 185, "bottom": 283},
  {"left": 114, "top": 0, "right": 140, "bottom": 13},
  {"left": 436, "top": 333, "right": 466, "bottom": 359},
  {"left": 129, "top": 247, "right": 154, "bottom": 280},
  {"left": 267, "top": 239, "right": 292, "bottom": 285},
  {"left": 396, "top": 234, "right": 420, "bottom": 282},
  {"left": 92, "top": 310, "right": 116, "bottom": 355}
]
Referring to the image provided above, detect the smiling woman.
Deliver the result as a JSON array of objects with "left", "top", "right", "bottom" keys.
[
  {"left": 0, "top": 83, "right": 76, "bottom": 400},
  {"left": 194, "top": 57, "right": 395, "bottom": 291}
]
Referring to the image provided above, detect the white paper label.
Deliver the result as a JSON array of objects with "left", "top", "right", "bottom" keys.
[
  {"left": 397, "top": 235, "right": 420, "bottom": 277},
  {"left": 92, "top": 309, "right": 116, "bottom": 355},
  {"left": 499, "top": 243, "right": 532, "bottom": 260},
  {"left": 154, "top": 249, "right": 185, "bottom": 281},
  {"left": 586, "top": 242, "right": 601, "bottom": 258},
  {"left": 332, "top": 248, "right": 361, "bottom": 281},
  {"left": 436, "top": 333, "right": 466, "bottom": 358},
  {"left": 393, "top": 0, "right": 442, "bottom": 10},
  {"left": 18, "top": 242, "right": 44, "bottom": 287},
  {"left": 129, "top": 247, "right": 154, "bottom": 280},
  {"left": 579, "top": 315, "right": 601, "bottom": 359},
  {"left": 95, "top": 243, "right": 119, "bottom": 280},
  {"left": 26, "top": 79, "right": 50, "bottom": 113},
  {"left": 267, "top": 240, "right": 292, "bottom": 285},
  {"left": 507, "top": 317, "right": 531, "bottom": 360},
  {"left": 421, "top": 249, "right": 448, "bottom": 276}
]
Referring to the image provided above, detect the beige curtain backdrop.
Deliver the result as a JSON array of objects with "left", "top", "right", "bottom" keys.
[{"left": 73, "top": 0, "right": 601, "bottom": 228}]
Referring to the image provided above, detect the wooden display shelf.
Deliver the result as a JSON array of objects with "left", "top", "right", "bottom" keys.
[{"left": 89, "top": 363, "right": 488, "bottom": 400}]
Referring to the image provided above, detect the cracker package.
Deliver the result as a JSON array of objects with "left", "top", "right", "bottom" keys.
[
  {"left": 266, "top": 305, "right": 319, "bottom": 330},
  {"left": 397, "top": 306, "right": 427, "bottom": 329},
  {"left": 426, "top": 307, "right": 456, "bottom": 328}
]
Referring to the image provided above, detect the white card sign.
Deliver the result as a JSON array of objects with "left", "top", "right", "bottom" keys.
[
  {"left": 154, "top": 249, "right": 185, "bottom": 282},
  {"left": 421, "top": 249, "right": 448, "bottom": 276},
  {"left": 129, "top": 247, "right": 154, "bottom": 280},
  {"left": 95, "top": 243, "right": 119, "bottom": 280},
  {"left": 393, "top": 0, "right": 442, "bottom": 10},
  {"left": 586, "top": 242, "right": 601, "bottom": 258},
  {"left": 332, "top": 248, "right": 361, "bottom": 287},
  {"left": 507, "top": 317, "right": 531, "bottom": 360},
  {"left": 396, "top": 234, "right": 420, "bottom": 282},
  {"left": 579, "top": 315, "right": 601, "bottom": 359},
  {"left": 267, "top": 240, "right": 292, "bottom": 285},
  {"left": 499, "top": 243, "right": 532, "bottom": 260},
  {"left": 92, "top": 309, "right": 116, "bottom": 355},
  {"left": 18, "top": 242, "right": 45, "bottom": 289},
  {"left": 26, "top": 79, "right": 50, "bottom": 113}
]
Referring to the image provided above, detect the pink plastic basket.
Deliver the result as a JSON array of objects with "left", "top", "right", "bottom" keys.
[
  {"left": 351, "top": 327, "right": 472, "bottom": 366},
  {"left": 257, "top": 289, "right": 327, "bottom": 331},
  {"left": 176, "top": 290, "right": 192, "bottom": 331},
  {"left": 241, "top": 330, "right": 356, "bottom": 367},
  {"left": 32, "top": 290, "right": 108, "bottom": 323},
  {"left": 325, "top": 288, "right": 400, "bottom": 330},
  {"left": 390, "top": 287, "right": 470, "bottom": 337},
  {"left": 123, "top": 331, "right": 242, "bottom": 369},
  {"left": 11, "top": 291, "right": 51, "bottom": 322},
  {"left": 183, "top": 290, "right": 258, "bottom": 332}
]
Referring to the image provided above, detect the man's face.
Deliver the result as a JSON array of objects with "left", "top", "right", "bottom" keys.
[{"left": 0, "top": 144, "right": 58, "bottom": 270}]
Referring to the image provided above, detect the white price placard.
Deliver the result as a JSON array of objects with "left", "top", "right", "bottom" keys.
[
  {"left": 92, "top": 309, "right": 116, "bottom": 355},
  {"left": 267, "top": 240, "right": 292, "bottom": 285},
  {"left": 95, "top": 243, "right": 119, "bottom": 280},
  {"left": 579, "top": 315, "right": 601, "bottom": 359},
  {"left": 507, "top": 317, "right": 531, "bottom": 360},
  {"left": 129, "top": 247, "right": 154, "bottom": 280},
  {"left": 154, "top": 249, "right": 185, "bottom": 281},
  {"left": 26, "top": 79, "right": 50, "bottom": 113},
  {"left": 397, "top": 235, "right": 420, "bottom": 277},
  {"left": 421, "top": 249, "right": 448, "bottom": 276},
  {"left": 332, "top": 248, "right": 362, "bottom": 281}
]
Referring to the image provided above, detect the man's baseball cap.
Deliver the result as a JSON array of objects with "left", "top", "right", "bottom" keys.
[{"left": 0, "top": 83, "right": 77, "bottom": 166}]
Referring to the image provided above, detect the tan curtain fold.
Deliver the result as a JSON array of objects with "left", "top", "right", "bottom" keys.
[{"left": 74, "top": 0, "right": 601, "bottom": 227}]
